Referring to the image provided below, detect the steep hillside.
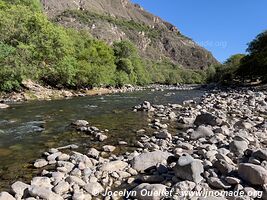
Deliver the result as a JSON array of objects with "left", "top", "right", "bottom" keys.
[{"left": 41, "top": 0, "right": 219, "bottom": 69}]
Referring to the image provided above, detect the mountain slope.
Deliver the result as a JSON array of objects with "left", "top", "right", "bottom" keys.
[{"left": 41, "top": 0, "right": 219, "bottom": 69}]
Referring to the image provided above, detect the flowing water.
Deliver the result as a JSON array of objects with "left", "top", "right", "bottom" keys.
[{"left": 0, "top": 89, "right": 204, "bottom": 190}]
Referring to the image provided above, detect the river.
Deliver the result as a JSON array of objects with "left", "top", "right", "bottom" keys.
[{"left": 0, "top": 89, "right": 205, "bottom": 191}]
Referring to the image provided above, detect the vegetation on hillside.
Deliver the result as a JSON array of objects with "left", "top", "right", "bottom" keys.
[
  {"left": 0, "top": 0, "right": 208, "bottom": 92},
  {"left": 207, "top": 54, "right": 245, "bottom": 84}
]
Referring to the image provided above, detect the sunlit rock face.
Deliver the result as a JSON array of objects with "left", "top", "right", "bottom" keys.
[{"left": 40, "top": 0, "right": 219, "bottom": 69}]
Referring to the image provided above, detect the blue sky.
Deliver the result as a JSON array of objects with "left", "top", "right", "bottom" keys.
[{"left": 131, "top": 0, "right": 267, "bottom": 62}]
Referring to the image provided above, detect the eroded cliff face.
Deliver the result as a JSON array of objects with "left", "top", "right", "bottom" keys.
[{"left": 40, "top": 0, "right": 219, "bottom": 69}]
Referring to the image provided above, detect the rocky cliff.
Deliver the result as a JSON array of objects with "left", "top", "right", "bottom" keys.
[{"left": 40, "top": 0, "right": 219, "bottom": 69}]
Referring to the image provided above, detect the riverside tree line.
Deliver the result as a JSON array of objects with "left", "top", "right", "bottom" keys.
[{"left": 0, "top": 0, "right": 266, "bottom": 92}]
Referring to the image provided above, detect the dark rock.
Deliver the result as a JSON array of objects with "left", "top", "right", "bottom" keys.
[
  {"left": 252, "top": 149, "right": 267, "bottom": 161},
  {"left": 238, "top": 163, "right": 267, "bottom": 185},
  {"left": 194, "top": 112, "right": 222, "bottom": 126}
]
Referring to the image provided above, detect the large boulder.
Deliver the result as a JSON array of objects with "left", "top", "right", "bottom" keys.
[
  {"left": 194, "top": 112, "right": 222, "bottom": 126},
  {"left": 174, "top": 154, "right": 204, "bottom": 183},
  {"left": 238, "top": 163, "right": 267, "bottom": 185},
  {"left": 131, "top": 183, "right": 167, "bottom": 200},
  {"left": 131, "top": 151, "right": 172, "bottom": 172}
]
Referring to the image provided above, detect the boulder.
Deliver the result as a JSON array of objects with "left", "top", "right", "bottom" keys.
[
  {"left": 31, "top": 177, "right": 53, "bottom": 190},
  {"left": 72, "top": 120, "right": 89, "bottom": 127},
  {"left": 252, "top": 149, "right": 267, "bottom": 161},
  {"left": 34, "top": 159, "right": 48, "bottom": 168},
  {"left": 191, "top": 126, "right": 214, "bottom": 140},
  {"left": 174, "top": 157, "right": 204, "bottom": 183},
  {"left": 155, "top": 129, "right": 172, "bottom": 140},
  {"left": 177, "top": 153, "right": 194, "bottom": 166},
  {"left": 102, "top": 145, "right": 116, "bottom": 152},
  {"left": 229, "top": 140, "right": 248, "bottom": 156},
  {"left": 29, "top": 186, "right": 63, "bottom": 200},
  {"left": 66, "top": 176, "right": 86, "bottom": 186},
  {"left": 194, "top": 112, "right": 222, "bottom": 126},
  {"left": 11, "top": 181, "right": 30, "bottom": 198},
  {"left": 100, "top": 160, "right": 128, "bottom": 172},
  {"left": 131, "top": 151, "right": 172, "bottom": 172},
  {"left": 53, "top": 181, "right": 70, "bottom": 195},
  {"left": 0, "top": 192, "right": 15, "bottom": 200},
  {"left": 238, "top": 163, "right": 267, "bottom": 185},
  {"left": 87, "top": 148, "right": 100, "bottom": 159},
  {"left": 213, "top": 159, "right": 235, "bottom": 175}
]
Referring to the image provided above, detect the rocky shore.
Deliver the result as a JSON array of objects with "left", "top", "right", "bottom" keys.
[
  {"left": 0, "top": 89, "right": 267, "bottom": 200},
  {"left": 0, "top": 80, "right": 202, "bottom": 103}
]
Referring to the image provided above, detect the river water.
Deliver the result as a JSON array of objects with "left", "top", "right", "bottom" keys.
[{"left": 0, "top": 89, "right": 204, "bottom": 190}]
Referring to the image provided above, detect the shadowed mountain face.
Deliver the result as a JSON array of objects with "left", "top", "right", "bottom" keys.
[{"left": 40, "top": 0, "right": 219, "bottom": 69}]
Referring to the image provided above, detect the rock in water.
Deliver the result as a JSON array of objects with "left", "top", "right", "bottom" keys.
[
  {"left": 0, "top": 103, "right": 9, "bottom": 109},
  {"left": 131, "top": 151, "right": 172, "bottom": 172},
  {"left": 72, "top": 120, "right": 89, "bottom": 127},
  {"left": 131, "top": 183, "right": 167, "bottom": 200},
  {"left": 238, "top": 163, "right": 267, "bottom": 185}
]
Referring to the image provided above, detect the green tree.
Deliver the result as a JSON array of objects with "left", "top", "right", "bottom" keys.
[{"left": 238, "top": 30, "right": 267, "bottom": 82}]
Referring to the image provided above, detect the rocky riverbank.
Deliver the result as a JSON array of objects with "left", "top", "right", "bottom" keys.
[
  {"left": 0, "top": 89, "right": 266, "bottom": 200},
  {"left": 0, "top": 80, "right": 201, "bottom": 103}
]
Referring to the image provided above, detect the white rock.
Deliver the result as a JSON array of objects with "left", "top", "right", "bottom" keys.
[
  {"left": 0, "top": 192, "right": 15, "bottom": 200},
  {"left": 34, "top": 159, "right": 48, "bottom": 168},
  {"left": 11, "top": 181, "right": 30, "bottom": 198},
  {"left": 29, "top": 186, "right": 63, "bottom": 200},
  {"left": 102, "top": 145, "right": 116, "bottom": 152},
  {"left": 84, "top": 182, "right": 104, "bottom": 196}
]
